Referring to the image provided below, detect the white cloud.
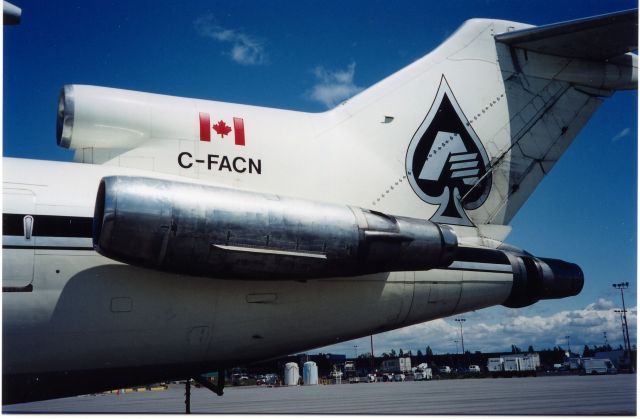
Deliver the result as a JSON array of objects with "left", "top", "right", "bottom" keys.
[
  {"left": 586, "top": 298, "right": 615, "bottom": 311},
  {"left": 611, "top": 127, "right": 630, "bottom": 142},
  {"left": 308, "top": 62, "right": 363, "bottom": 109},
  {"left": 311, "top": 299, "right": 636, "bottom": 356},
  {"left": 194, "top": 15, "right": 267, "bottom": 66}
]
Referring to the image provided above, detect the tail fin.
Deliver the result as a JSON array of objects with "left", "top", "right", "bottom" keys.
[{"left": 335, "top": 9, "right": 637, "bottom": 227}]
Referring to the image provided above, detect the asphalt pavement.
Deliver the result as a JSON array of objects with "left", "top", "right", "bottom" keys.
[{"left": 3, "top": 373, "right": 636, "bottom": 414}]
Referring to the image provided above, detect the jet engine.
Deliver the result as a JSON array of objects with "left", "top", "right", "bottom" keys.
[
  {"left": 56, "top": 85, "right": 200, "bottom": 150},
  {"left": 93, "top": 176, "right": 458, "bottom": 280},
  {"left": 502, "top": 251, "right": 584, "bottom": 308}
]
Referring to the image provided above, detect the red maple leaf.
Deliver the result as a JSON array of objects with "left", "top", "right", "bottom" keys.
[{"left": 213, "top": 120, "right": 232, "bottom": 138}]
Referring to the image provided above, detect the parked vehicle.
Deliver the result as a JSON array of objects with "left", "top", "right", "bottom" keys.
[
  {"left": 393, "top": 373, "right": 406, "bottom": 382},
  {"left": 582, "top": 358, "right": 617, "bottom": 375},
  {"left": 380, "top": 373, "right": 394, "bottom": 382},
  {"left": 438, "top": 366, "right": 451, "bottom": 374},
  {"left": 264, "top": 374, "right": 279, "bottom": 386},
  {"left": 468, "top": 365, "right": 481, "bottom": 373},
  {"left": 231, "top": 373, "right": 249, "bottom": 385},
  {"left": 414, "top": 367, "right": 433, "bottom": 381}
]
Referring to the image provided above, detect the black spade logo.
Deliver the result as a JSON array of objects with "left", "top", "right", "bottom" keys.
[{"left": 405, "top": 76, "right": 492, "bottom": 226}]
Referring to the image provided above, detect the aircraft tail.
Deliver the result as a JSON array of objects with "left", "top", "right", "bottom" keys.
[
  {"left": 54, "top": 10, "right": 636, "bottom": 235},
  {"left": 333, "top": 9, "right": 637, "bottom": 228}
]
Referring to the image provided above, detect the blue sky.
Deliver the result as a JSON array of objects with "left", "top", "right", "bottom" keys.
[{"left": 3, "top": 0, "right": 637, "bottom": 355}]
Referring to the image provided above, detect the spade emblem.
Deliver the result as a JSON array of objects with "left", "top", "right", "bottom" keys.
[{"left": 405, "top": 76, "right": 491, "bottom": 226}]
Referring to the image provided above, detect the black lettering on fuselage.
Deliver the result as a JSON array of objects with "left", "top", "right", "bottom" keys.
[
  {"left": 232, "top": 157, "right": 247, "bottom": 173},
  {"left": 208, "top": 154, "right": 219, "bottom": 170},
  {"left": 249, "top": 158, "right": 261, "bottom": 174},
  {"left": 180, "top": 153, "right": 261, "bottom": 175},
  {"left": 219, "top": 156, "right": 232, "bottom": 171},
  {"left": 178, "top": 152, "right": 193, "bottom": 168}
]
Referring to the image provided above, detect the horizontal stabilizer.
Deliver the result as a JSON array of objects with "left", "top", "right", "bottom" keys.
[{"left": 495, "top": 9, "right": 638, "bottom": 60}]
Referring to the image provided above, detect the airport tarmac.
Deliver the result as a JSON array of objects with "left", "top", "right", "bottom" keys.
[{"left": 4, "top": 374, "right": 636, "bottom": 414}]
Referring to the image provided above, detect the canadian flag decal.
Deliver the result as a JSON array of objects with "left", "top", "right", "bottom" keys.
[{"left": 199, "top": 112, "right": 245, "bottom": 146}]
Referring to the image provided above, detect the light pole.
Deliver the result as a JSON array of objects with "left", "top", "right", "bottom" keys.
[
  {"left": 613, "top": 310, "right": 631, "bottom": 370},
  {"left": 613, "top": 282, "right": 631, "bottom": 365},
  {"left": 453, "top": 339, "right": 459, "bottom": 355},
  {"left": 614, "top": 309, "right": 626, "bottom": 340},
  {"left": 370, "top": 335, "right": 375, "bottom": 373},
  {"left": 455, "top": 318, "right": 466, "bottom": 354}
]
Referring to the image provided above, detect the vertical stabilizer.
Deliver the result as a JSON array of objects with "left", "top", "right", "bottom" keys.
[{"left": 333, "top": 9, "right": 637, "bottom": 228}]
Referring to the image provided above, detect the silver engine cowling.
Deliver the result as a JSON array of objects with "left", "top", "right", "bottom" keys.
[
  {"left": 502, "top": 252, "right": 584, "bottom": 308},
  {"left": 93, "top": 176, "right": 458, "bottom": 280}
]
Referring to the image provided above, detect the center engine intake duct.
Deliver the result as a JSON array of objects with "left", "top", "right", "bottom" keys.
[{"left": 93, "top": 176, "right": 458, "bottom": 280}]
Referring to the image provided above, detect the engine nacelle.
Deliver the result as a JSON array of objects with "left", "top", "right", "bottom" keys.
[
  {"left": 93, "top": 176, "right": 458, "bottom": 280},
  {"left": 502, "top": 253, "right": 584, "bottom": 308},
  {"left": 57, "top": 85, "right": 203, "bottom": 150}
]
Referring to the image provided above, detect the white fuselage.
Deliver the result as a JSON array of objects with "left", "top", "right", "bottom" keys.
[{"left": 3, "top": 157, "right": 512, "bottom": 378}]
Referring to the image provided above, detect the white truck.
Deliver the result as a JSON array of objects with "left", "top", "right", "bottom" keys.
[
  {"left": 487, "top": 357, "right": 504, "bottom": 372},
  {"left": 504, "top": 355, "right": 537, "bottom": 372},
  {"left": 413, "top": 363, "right": 433, "bottom": 381},
  {"left": 582, "top": 358, "right": 617, "bottom": 375},
  {"left": 503, "top": 357, "right": 521, "bottom": 372},
  {"left": 488, "top": 355, "right": 537, "bottom": 376}
]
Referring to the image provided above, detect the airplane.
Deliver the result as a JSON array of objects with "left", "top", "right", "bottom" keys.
[{"left": 3, "top": 5, "right": 637, "bottom": 405}]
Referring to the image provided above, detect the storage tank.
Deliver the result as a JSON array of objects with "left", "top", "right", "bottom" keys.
[
  {"left": 303, "top": 361, "right": 318, "bottom": 385},
  {"left": 284, "top": 362, "right": 300, "bottom": 386}
]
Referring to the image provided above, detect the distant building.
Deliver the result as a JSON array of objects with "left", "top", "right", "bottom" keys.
[{"left": 381, "top": 357, "right": 412, "bottom": 373}]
